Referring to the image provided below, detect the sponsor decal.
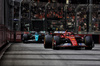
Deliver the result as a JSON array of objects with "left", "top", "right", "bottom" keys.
[
  {"left": 16, "top": 35, "right": 21, "bottom": 39},
  {"left": 78, "top": 43, "right": 85, "bottom": 46},
  {"left": 64, "top": 43, "right": 71, "bottom": 46},
  {"left": 71, "top": 39, "right": 75, "bottom": 40}
]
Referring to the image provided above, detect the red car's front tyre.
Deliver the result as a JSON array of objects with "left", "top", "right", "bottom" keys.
[
  {"left": 44, "top": 35, "right": 52, "bottom": 48},
  {"left": 85, "top": 36, "right": 94, "bottom": 50}
]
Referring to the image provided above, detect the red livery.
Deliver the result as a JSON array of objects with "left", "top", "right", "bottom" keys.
[{"left": 44, "top": 31, "right": 94, "bottom": 50}]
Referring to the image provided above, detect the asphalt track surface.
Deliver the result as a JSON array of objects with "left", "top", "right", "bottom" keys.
[{"left": 0, "top": 43, "right": 100, "bottom": 66}]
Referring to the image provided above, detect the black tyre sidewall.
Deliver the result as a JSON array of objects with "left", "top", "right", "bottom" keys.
[
  {"left": 23, "top": 34, "right": 28, "bottom": 42},
  {"left": 52, "top": 36, "right": 60, "bottom": 50},
  {"left": 44, "top": 35, "right": 52, "bottom": 48},
  {"left": 53, "top": 36, "right": 60, "bottom": 45},
  {"left": 85, "top": 36, "right": 93, "bottom": 47}
]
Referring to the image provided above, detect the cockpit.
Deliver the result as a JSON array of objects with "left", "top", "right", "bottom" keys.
[{"left": 65, "top": 32, "right": 74, "bottom": 36}]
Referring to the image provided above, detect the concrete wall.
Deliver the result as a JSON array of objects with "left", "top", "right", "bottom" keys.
[
  {"left": 4, "top": 0, "right": 14, "bottom": 30},
  {"left": 0, "top": 0, "right": 12, "bottom": 28},
  {"left": 5, "top": 0, "right": 11, "bottom": 29},
  {"left": 0, "top": 0, "right": 4, "bottom": 24}
]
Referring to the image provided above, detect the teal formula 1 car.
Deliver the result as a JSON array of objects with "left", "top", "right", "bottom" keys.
[{"left": 22, "top": 31, "right": 45, "bottom": 43}]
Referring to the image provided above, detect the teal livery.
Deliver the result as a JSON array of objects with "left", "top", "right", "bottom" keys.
[{"left": 35, "top": 34, "right": 39, "bottom": 41}]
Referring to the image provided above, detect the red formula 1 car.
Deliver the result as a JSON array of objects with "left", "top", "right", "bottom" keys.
[{"left": 44, "top": 31, "right": 94, "bottom": 50}]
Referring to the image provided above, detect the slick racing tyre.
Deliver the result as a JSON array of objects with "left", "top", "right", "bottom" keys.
[
  {"left": 85, "top": 36, "right": 94, "bottom": 50},
  {"left": 52, "top": 36, "right": 60, "bottom": 50},
  {"left": 23, "top": 34, "right": 28, "bottom": 43},
  {"left": 44, "top": 35, "right": 52, "bottom": 48}
]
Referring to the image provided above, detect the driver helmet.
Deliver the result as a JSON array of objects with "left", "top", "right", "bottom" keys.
[{"left": 35, "top": 32, "right": 38, "bottom": 35}]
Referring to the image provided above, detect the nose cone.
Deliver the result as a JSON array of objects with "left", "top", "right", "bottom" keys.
[
  {"left": 71, "top": 40, "right": 78, "bottom": 46},
  {"left": 69, "top": 36, "right": 78, "bottom": 46}
]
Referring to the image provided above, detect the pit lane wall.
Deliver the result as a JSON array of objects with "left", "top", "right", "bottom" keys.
[
  {"left": 0, "top": 24, "right": 22, "bottom": 48},
  {"left": 0, "top": 25, "right": 14, "bottom": 48}
]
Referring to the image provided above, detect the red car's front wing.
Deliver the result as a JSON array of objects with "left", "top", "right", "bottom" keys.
[{"left": 54, "top": 43, "right": 88, "bottom": 48}]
